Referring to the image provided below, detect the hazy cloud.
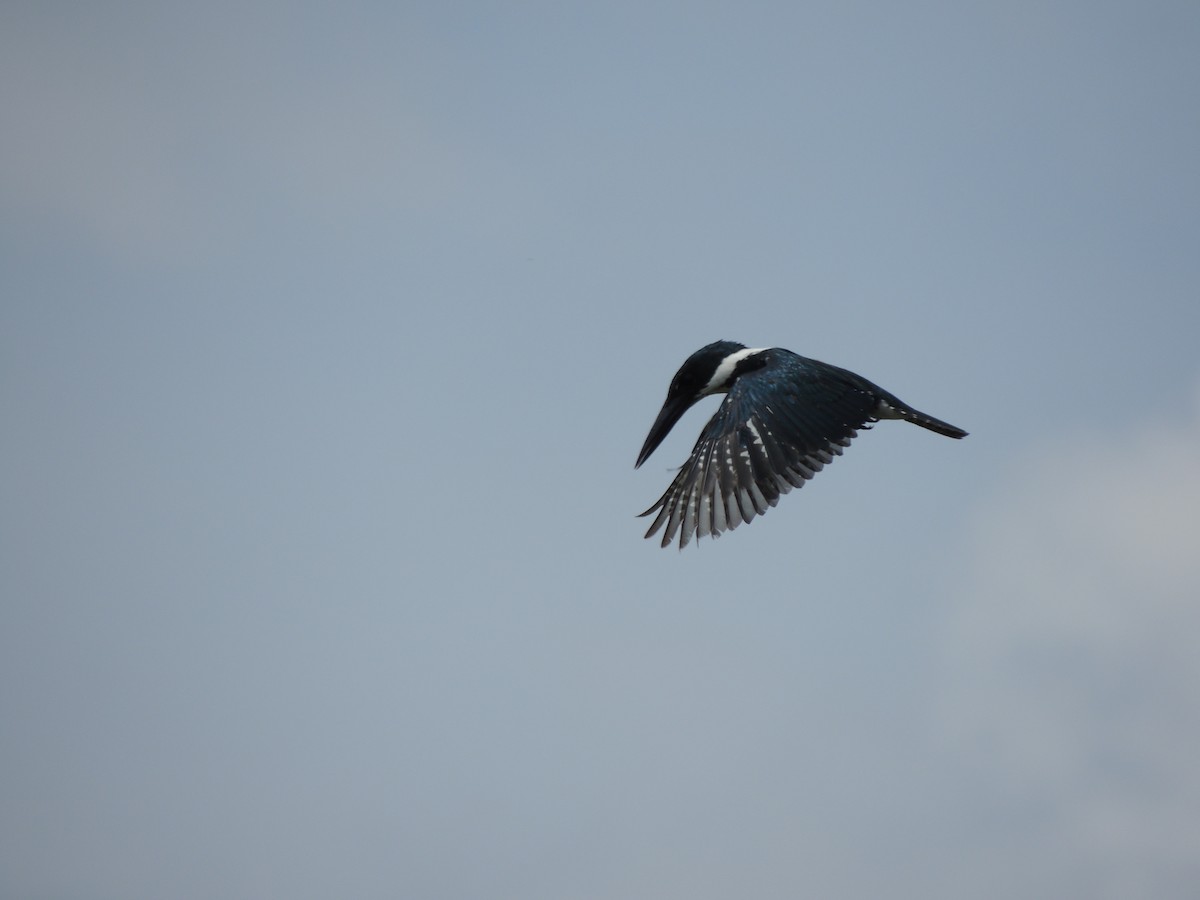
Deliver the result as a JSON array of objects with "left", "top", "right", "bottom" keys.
[{"left": 941, "top": 388, "right": 1200, "bottom": 896}]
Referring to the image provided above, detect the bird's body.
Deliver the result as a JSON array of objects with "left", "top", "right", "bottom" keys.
[{"left": 635, "top": 341, "right": 967, "bottom": 548}]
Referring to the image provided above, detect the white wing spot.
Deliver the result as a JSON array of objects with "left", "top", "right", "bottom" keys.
[{"left": 745, "top": 418, "right": 764, "bottom": 446}]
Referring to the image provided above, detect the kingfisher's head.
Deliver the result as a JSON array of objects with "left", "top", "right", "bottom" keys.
[{"left": 635, "top": 341, "right": 768, "bottom": 468}]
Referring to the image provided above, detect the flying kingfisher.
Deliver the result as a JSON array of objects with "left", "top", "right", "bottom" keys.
[{"left": 635, "top": 341, "right": 967, "bottom": 548}]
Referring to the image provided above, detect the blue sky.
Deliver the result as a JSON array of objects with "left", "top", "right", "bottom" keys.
[{"left": 2, "top": 3, "right": 1198, "bottom": 898}]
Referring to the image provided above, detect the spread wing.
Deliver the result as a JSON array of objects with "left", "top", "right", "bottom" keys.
[{"left": 639, "top": 362, "right": 882, "bottom": 548}]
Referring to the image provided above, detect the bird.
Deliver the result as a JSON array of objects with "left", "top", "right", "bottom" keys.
[{"left": 635, "top": 341, "right": 967, "bottom": 548}]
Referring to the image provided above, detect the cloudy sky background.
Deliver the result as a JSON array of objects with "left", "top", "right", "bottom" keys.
[{"left": 2, "top": 3, "right": 1198, "bottom": 898}]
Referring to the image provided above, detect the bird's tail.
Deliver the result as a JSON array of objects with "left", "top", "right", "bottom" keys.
[{"left": 901, "top": 408, "right": 968, "bottom": 439}]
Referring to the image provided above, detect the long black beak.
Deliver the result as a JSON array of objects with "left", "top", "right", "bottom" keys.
[{"left": 635, "top": 393, "right": 693, "bottom": 468}]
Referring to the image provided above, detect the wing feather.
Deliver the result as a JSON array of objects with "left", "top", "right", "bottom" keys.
[{"left": 639, "top": 356, "right": 881, "bottom": 548}]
